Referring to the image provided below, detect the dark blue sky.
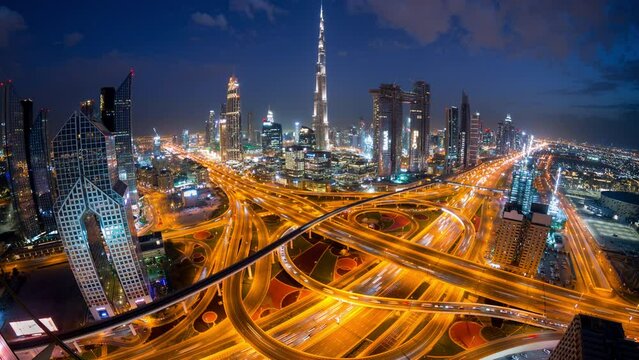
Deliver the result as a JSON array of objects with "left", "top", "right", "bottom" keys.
[{"left": 1, "top": 1, "right": 638, "bottom": 148}]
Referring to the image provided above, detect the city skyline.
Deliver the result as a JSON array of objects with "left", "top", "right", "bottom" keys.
[
  {"left": 1, "top": 2, "right": 639, "bottom": 359},
  {"left": 0, "top": 1, "right": 638, "bottom": 148}
]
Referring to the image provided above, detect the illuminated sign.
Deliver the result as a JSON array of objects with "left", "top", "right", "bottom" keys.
[
  {"left": 411, "top": 130, "right": 419, "bottom": 149},
  {"left": 382, "top": 131, "right": 389, "bottom": 151},
  {"left": 10, "top": 318, "right": 58, "bottom": 337},
  {"left": 183, "top": 189, "right": 198, "bottom": 197}
]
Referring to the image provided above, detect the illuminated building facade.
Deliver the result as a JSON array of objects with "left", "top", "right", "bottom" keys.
[
  {"left": 509, "top": 157, "right": 536, "bottom": 214},
  {"left": 459, "top": 91, "right": 470, "bottom": 167},
  {"left": 407, "top": 81, "right": 431, "bottom": 173},
  {"left": 52, "top": 111, "right": 150, "bottom": 320},
  {"left": 261, "top": 108, "right": 282, "bottom": 155},
  {"left": 223, "top": 76, "right": 242, "bottom": 161},
  {"left": 27, "top": 109, "right": 57, "bottom": 235},
  {"left": 493, "top": 203, "right": 550, "bottom": 276},
  {"left": 299, "top": 126, "right": 316, "bottom": 150},
  {"left": 113, "top": 71, "right": 138, "bottom": 205},
  {"left": 467, "top": 112, "right": 480, "bottom": 167},
  {"left": 304, "top": 150, "right": 331, "bottom": 181},
  {"left": 2, "top": 83, "right": 40, "bottom": 240},
  {"left": 497, "top": 113, "right": 515, "bottom": 155},
  {"left": 444, "top": 106, "right": 459, "bottom": 174},
  {"left": 370, "top": 83, "right": 403, "bottom": 178},
  {"left": 312, "top": 5, "right": 330, "bottom": 150},
  {"left": 205, "top": 110, "right": 215, "bottom": 149}
]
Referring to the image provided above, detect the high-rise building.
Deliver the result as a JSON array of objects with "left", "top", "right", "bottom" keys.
[
  {"left": 52, "top": 112, "right": 150, "bottom": 320},
  {"left": 80, "top": 99, "right": 95, "bottom": 119},
  {"left": 509, "top": 157, "right": 536, "bottom": 214},
  {"left": 299, "top": 126, "right": 316, "bottom": 150},
  {"left": 492, "top": 203, "right": 550, "bottom": 276},
  {"left": 205, "top": 110, "right": 214, "bottom": 148},
  {"left": 110, "top": 71, "right": 138, "bottom": 205},
  {"left": 497, "top": 113, "right": 515, "bottom": 155},
  {"left": 27, "top": 109, "right": 56, "bottom": 235},
  {"left": 467, "top": 111, "right": 480, "bottom": 167},
  {"left": 222, "top": 76, "right": 242, "bottom": 162},
  {"left": 370, "top": 84, "right": 403, "bottom": 178},
  {"left": 444, "top": 106, "right": 459, "bottom": 174},
  {"left": 2, "top": 82, "right": 40, "bottom": 240},
  {"left": 408, "top": 81, "right": 431, "bottom": 173},
  {"left": 284, "top": 145, "right": 306, "bottom": 177},
  {"left": 261, "top": 108, "right": 283, "bottom": 155},
  {"left": 459, "top": 91, "right": 470, "bottom": 167},
  {"left": 100, "top": 87, "right": 116, "bottom": 130},
  {"left": 182, "top": 129, "right": 189, "bottom": 151},
  {"left": 246, "top": 111, "right": 253, "bottom": 145},
  {"left": 312, "top": 5, "right": 330, "bottom": 150},
  {"left": 294, "top": 122, "right": 301, "bottom": 144},
  {"left": 304, "top": 151, "right": 331, "bottom": 181},
  {"left": 549, "top": 314, "right": 639, "bottom": 360}
]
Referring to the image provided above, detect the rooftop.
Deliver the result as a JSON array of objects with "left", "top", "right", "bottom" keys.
[{"left": 601, "top": 191, "right": 639, "bottom": 205}]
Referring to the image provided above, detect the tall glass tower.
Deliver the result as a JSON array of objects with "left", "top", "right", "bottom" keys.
[
  {"left": 444, "top": 106, "right": 459, "bottom": 174},
  {"left": 509, "top": 157, "right": 536, "bottom": 214},
  {"left": 370, "top": 84, "right": 403, "bottom": 177},
  {"left": 113, "top": 71, "right": 138, "bottom": 205},
  {"left": 408, "top": 81, "right": 431, "bottom": 173},
  {"left": 52, "top": 112, "right": 150, "bottom": 320},
  {"left": 27, "top": 109, "right": 56, "bottom": 234},
  {"left": 223, "top": 76, "right": 242, "bottom": 162},
  {"left": 459, "top": 91, "right": 470, "bottom": 167},
  {"left": 312, "top": 5, "right": 330, "bottom": 150},
  {"left": 2, "top": 83, "right": 40, "bottom": 240}
]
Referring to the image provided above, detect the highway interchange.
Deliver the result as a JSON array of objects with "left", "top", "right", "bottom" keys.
[{"left": 9, "top": 145, "right": 639, "bottom": 359}]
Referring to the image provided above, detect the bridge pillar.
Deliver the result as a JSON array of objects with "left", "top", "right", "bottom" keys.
[{"left": 129, "top": 323, "right": 137, "bottom": 336}]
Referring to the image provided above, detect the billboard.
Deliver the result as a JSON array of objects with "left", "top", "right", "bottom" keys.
[{"left": 9, "top": 318, "right": 58, "bottom": 337}]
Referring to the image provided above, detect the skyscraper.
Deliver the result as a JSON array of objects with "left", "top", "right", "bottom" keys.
[
  {"left": 205, "top": 110, "right": 214, "bottom": 148},
  {"left": 246, "top": 111, "right": 253, "bottom": 145},
  {"left": 509, "top": 157, "right": 537, "bottom": 214},
  {"left": 182, "top": 129, "right": 189, "bottom": 151},
  {"left": 497, "top": 113, "right": 515, "bottom": 155},
  {"left": 52, "top": 111, "right": 150, "bottom": 320},
  {"left": 261, "top": 108, "right": 283, "bottom": 155},
  {"left": 111, "top": 71, "right": 139, "bottom": 205},
  {"left": 467, "top": 111, "right": 480, "bottom": 167},
  {"left": 294, "top": 121, "right": 301, "bottom": 144},
  {"left": 444, "top": 106, "right": 459, "bottom": 174},
  {"left": 222, "top": 76, "right": 242, "bottom": 162},
  {"left": 459, "top": 91, "right": 470, "bottom": 168},
  {"left": 312, "top": 5, "right": 330, "bottom": 150},
  {"left": 549, "top": 315, "right": 639, "bottom": 360},
  {"left": 299, "top": 126, "right": 316, "bottom": 150},
  {"left": 492, "top": 203, "right": 550, "bottom": 276},
  {"left": 27, "top": 109, "right": 56, "bottom": 234},
  {"left": 80, "top": 99, "right": 95, "bottom": 120},
  {"left": 370, "top": 84, "right": 403, "bottom": 178},
  {"left": 100, "top": 87, "right": 116, "bottom": 130},
  {"left": 408, "top": 81, "right": 431, "bottom": 173},
  {"left": 2, "top": 82, "right": 40, "bottom": 240}
]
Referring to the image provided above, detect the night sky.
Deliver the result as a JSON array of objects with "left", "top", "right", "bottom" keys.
[{"left": 1, "top": 1, "right": 638, "bottom": 148}]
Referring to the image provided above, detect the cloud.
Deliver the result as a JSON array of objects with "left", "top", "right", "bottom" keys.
[
  {"left": 550, "top": 81, "right": 619, "bottom": 96},
  {"left": 600, "top": 59, "right": 639, "bottom": 89},
  {"left": 573, "top": 102, "right": 639, "bottom": 111},
  {"left": 347, "top": 0, "right": 639, "bottom": 60},
  {"left": 63, "top": 32, "right": 84, "bottom": 47},
  {"left": 191, "top": 12, "right": 228, "bottom": 29},
  {"left": 0, "top": 6, "right": 26, "bottom": 47},
  {"left": 230, "top": 0, "right": 283, "bottom": 23}
]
